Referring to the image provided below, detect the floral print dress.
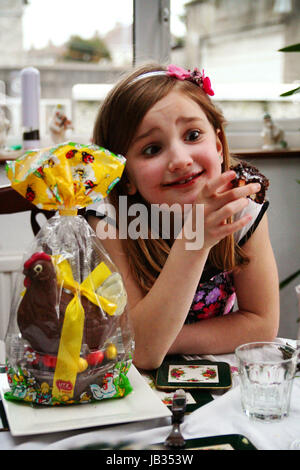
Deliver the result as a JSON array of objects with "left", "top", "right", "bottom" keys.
[
  {"left": 186, "top": 270, "right": 236, "bottom": 323},
  {"left": 185, "top": 200, "right": 269, "bottom": 324}
]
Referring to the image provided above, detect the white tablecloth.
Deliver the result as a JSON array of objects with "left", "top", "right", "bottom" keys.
[{"left": 1, "top": 340, "right": 299, "bottom": 450}]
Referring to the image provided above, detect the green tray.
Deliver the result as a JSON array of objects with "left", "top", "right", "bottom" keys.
[
  {"left": 155, "top": 355, "right": 232, "bottom": 391},
  {"left": 183, "top": 434, "right": 257, "bottom": 450}
]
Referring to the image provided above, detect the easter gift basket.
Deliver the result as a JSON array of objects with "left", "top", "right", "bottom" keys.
[{"left": 4, "top": 142, "right": 134, "bottom": 405}]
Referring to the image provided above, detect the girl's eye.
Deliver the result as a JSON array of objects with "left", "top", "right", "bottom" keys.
[
  {"left": 185, "top": 130, "right": 201, "bottom": 142},
  {"left": 142, "top": 144, "right": 161, "bottom": 156}
]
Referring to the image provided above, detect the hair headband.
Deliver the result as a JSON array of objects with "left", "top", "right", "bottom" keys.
[{"left": 130, "top": 64, "right": 214, "bottom": 96}]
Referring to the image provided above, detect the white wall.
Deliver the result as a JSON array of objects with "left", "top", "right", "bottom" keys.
[{"left": 247, "top": 157, "right": 300, "bottom": 339}]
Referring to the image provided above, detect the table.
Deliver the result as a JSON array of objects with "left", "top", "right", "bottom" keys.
[
  {"left": 0, "top": 339, "right": 299, "bottom": 450},
  {"left": 0, "top": 149, "right": 23, "bottom": 163}
]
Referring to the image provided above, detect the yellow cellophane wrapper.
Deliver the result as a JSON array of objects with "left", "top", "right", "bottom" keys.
[{"left": 5, "top": 141, "right": 126, "bottom": 211}]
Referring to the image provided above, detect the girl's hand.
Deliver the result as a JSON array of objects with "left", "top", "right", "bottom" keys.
[{"left": 184, "top": 170, "right": 261, "bottom": 249}]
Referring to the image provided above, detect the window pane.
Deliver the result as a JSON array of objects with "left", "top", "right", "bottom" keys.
[
  {"left": 170, "top": 0, "right": 300, "bottom": 123},
  {"left": 0, "top": 0, "right": 133, "bottom": 144}
]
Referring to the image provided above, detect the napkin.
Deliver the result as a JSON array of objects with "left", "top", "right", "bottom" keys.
[{"left": 181, "top": 376, "right": 300, "bottom": 450}]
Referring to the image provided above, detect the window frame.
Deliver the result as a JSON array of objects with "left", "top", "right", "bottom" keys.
[
  {"left": 133, "top": 1, "right": 299, "bottom": 151},
  {"left": 133, "top": 0, "right": 170, "bottom": 65}
]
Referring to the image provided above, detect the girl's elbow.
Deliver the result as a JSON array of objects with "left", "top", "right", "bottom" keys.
[
  {"left": 264, "top": 327, "right": 278, "bottom": 343},
  {"left": 262, "top": 314, "right": 280, "bottom": 342},
  {"left": 269, "top": 322, "right": 280, "bottom": 342},
  {"left": 133, "top": 350, "right": 165, "bottom": 371}
]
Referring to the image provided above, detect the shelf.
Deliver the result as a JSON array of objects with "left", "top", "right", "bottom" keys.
[
  {"left": 0, "top": 149, "right": 23, "bottom": 162},
  {"left": 231, "top": 149, "right": 300, "bottom": 159}
]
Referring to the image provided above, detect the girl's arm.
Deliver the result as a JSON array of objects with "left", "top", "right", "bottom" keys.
[
  {"left": 90, "top": 173, "right": 263, "bottom": 369},
  {"left": 168, "top": 213, "right": 280, "bottom": 355}
]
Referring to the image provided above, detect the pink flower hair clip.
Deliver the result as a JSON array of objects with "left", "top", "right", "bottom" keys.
[{"left": 166, "top": 64, "right": 214, "bottom": 96}]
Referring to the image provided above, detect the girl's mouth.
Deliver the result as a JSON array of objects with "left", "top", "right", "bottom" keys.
[{"left": 163, "top": 171, "right": 205, "bottom": 188}]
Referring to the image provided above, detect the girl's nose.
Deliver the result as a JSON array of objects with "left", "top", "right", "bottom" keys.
[{"left": 167, "top": 147, "right": 193, "bottom": 172}]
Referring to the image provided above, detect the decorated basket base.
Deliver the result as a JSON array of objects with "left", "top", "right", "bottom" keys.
[
  {"left": 4, "top": 353, "right": 132, "bottom": 406},
  {"left": 4, "top": 142, "right": 134, "bottom": 407}
]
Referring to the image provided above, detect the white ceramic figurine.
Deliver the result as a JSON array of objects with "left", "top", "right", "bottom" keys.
[
  {"left": 261, "top": 113, "right": 287, "bottom": 150},
  {"left": 49, "top": 104, "right": 73, "bottom": 144},
  {"left": 0, "top": 107, "right": 10, "bottom": 148}
]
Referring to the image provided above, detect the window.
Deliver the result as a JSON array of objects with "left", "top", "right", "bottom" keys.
[
  {"left": 0, "top": 0, "right": 134, "bottom": 147},
  {"left": 170, "top": 0, "right": 300, "bottom": 150},
  {"left": 0, "top": 0, "right": 299, "bottom": 152}
]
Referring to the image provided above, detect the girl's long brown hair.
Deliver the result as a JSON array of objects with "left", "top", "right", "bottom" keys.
[{"left": 93, "top": 64, "right": 248, "bottom": 293}]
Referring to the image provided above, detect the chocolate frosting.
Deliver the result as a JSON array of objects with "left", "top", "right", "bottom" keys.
[{"left": 230, "top": 161, "right": 269, "bottom": 204}]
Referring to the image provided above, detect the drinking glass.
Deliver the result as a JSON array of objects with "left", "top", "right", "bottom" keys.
[{"left": 235, "top": 341, "right": 297, "bottom": 422}]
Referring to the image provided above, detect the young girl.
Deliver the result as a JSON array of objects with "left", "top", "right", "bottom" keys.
[{"left": 87, "top": 63, "right": 279, "bottom": 370}]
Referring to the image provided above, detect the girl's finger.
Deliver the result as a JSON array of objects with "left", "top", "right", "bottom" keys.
[
  {"left": 208, "top": 197, "right": 249, "bottom": 225},
  {"left": 222, "top": 214, "right": 252, "bottom": 237},
  {"left": 211, "top": 213, "right": 253, "bottom": 241},
  {"left": 204, "top": 181, "right": 261, "bottom": 215},
  {"left": 216, "top": 178, "right": 237, "bottom": 195},
  {"left": 225, "top": 182, "right": 261, "bottom": 201},
  {"left": 204, "top": 170, "right": 236, "bottom": 196}
]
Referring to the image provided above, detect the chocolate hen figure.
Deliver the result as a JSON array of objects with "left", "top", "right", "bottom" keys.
[{"left": 17, "top": 253, "right": 114, "bottom": 355}]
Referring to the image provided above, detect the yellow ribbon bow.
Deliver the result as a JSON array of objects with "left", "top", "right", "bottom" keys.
[{"left": 51, "top": 256, "right": 117, "bottom": 401}]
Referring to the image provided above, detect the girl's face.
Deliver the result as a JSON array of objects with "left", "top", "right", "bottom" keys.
[{"left": 125, "top": 90, "right": 223, "bottom": 207}]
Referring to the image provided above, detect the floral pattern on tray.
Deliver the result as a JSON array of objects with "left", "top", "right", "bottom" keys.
[{"left": 168, "top": 365, "right": 219, "bottom": 383}]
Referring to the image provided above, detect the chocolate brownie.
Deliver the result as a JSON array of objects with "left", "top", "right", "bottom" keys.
[{"left": 230, "top": 161, "right": 269, "bottom": 204}]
